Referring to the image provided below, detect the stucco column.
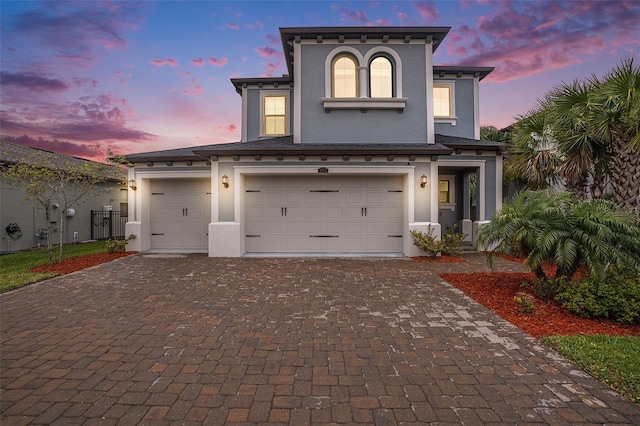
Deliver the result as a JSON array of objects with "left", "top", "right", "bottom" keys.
[{"left": 358, "top": 66, "right": 367, "bottom": 98}]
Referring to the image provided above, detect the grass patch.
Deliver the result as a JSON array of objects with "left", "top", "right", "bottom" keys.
[
  {"left": 0, "top": 241, "right": 107, "bottom": 293},
  {"left": 541, "top": 335, "right": 640, "bottom": 403}
]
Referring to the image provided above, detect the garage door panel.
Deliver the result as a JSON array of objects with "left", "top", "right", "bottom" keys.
[
  {"left": 245, "top": 175, "right": 403, "bottom": 253},
  {"left": 150, "top": 179, "right": 211, "bottom": 251}
]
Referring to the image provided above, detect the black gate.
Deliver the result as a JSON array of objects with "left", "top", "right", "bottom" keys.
[{"left": 91, "top": 210, "right": 127, "bottom": 240}]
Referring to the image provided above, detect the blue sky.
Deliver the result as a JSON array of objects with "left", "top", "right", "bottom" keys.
[{"left": 1, "top": 0, "right": 639, "bottom": 160}]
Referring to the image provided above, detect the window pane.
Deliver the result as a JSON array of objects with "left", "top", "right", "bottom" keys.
[
  {"left": 370, "top": 57, "right": 392, "bottom": 98},
  {"left": 333, "top": 56, "right": 357, "bottom": 98},
  {"left": 439, "top": 180, "right": 450, "bottom": 203},
  {"left": 433, "top": 86, "right": 451, "bottom": 117},
  {"left": 264, "top": 96, "right": 286, "bottom": 135}
]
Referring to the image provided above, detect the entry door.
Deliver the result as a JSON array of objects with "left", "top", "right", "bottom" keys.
[{"left": 150, "top": 179, "right": 211, "bottom": 251}]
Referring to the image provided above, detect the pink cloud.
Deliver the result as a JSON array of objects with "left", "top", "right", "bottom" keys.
[
  {"left": 151, "top": 58, "right": 179, "bottom": 67},
  {"left": 254, "top": 46, "right": 281, "bottom": 58},
  {"left": 398, "top": 12, "right": 408, "bottom": 22},
  {"left": 227, "top": 23, "right": 239, "bottom": 30},
  {"left": 182, "top": 78, "right": 203, "bottom": 97},
  {"left": 215, "top": 124, "right": 237, "bottom": 133},
  {"left": 331, "top": 5, "right": 370, "bottom": 24},
  {"left": 266, "top": 34, "right": 280, "bottom": 46},
  {"left": 413, "top": 1, "right": 440, "bottom": 23},
  {"left": 208, "top": 57, "right": 229, "bottom": 67},
  {"left": 191, "top": 58, "right": 205, "bottom": 67},
  {"left": 447, "top": 0, "right": 640, "bottom": 82},
  {"left": 0, "top": 71, "right": 68, "bottom": 91}
]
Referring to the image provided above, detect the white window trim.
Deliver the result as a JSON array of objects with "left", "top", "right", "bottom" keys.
[
  {"left": 259, "top": 90, "right": 290, "bottom": 138},
  {"left": 323, "top": 46, "right": 406, "bottom": 111},
  {"left": 438, "top": 174, "right": 456, "bottom": 211},
  {"left": 433, "top": 80, "right": 457, "bottom": 126}
]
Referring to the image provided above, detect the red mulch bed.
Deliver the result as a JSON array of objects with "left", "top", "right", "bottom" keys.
[
  {"left": 412, "top": 255, "right": 466, "bottom": 263},
  {"left": 32, "top": 252, "right": 135, "bottom": 275},
  {"left": 441, "top": 271, "right": 640, "bottom": 338}
]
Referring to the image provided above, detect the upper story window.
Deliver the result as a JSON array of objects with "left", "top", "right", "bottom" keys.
[
  {"left": 323, "top": 46, "right": 406, "bottom": 111},
  {"left": 332, "top": 55, "right": 358, "bottom": 98},
  {"left": 262, "top": 93, "right": 288, "bottom": 136},
  {"left": 369, "top": 56, "right": 392, "bottom": 98},
  {"left": 433, "top": 81, "right": 456, "bottom": 121}
]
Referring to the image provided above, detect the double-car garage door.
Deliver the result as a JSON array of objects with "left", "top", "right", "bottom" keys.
[{"left": 244, "top": 175, "right": 404, "bottom": 253}]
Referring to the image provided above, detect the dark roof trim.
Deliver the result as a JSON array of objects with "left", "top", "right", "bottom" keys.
[
  {"left": 125, "top": 135, "right": 503, "bottom": 163},
  {"left": 230, "top": 76, "right": 293, "bottom": 95},
  {"left": 433, "top": 66, "right": 494, "bottom": 81},
  {"left": 436, "top": 134, "right": 502, "bottom": 152},
  {"left": 280, "top": 26, "right": 450, "bottom": 76}
]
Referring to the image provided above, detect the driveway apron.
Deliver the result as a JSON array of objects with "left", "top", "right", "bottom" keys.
[{"left": 1, "top": 254, "right": 639, "bottom": 425}]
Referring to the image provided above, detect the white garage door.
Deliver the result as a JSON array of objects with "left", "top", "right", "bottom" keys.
[
  {"left": 150, "top": 179, "right": 211, "bottom": 251},
  {"left": 245, "top": 175, "right": 404, "bottom": 253}
]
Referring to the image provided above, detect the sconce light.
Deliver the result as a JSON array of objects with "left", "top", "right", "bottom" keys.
[
  {"left": 221, "top": 174, "right": 229, "bottom": 188},
  {"left": 128, "top": 179, "right": 137, "bottom": 190},
  {"left": 420, "top": 174, "right": 428, "bottom": 188}
]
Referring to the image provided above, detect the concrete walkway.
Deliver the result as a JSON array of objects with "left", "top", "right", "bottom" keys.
[{"left": 1, "top": 253, "right": 638, "bottom": 425}]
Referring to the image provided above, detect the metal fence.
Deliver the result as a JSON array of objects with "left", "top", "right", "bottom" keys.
[{"left": 90, "top": 210, "right": 127, "bottom": 240}]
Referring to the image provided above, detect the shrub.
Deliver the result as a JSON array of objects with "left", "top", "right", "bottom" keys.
[
  {"left": 440, "top": 227, "right": 467, "bottom": 255},
  {"left": 410, "top": 228, "right": 440, "bottom": 256},
  {"left": 411, "top": 227, "right": 467, "bottom": 257},
  {"left": 524, "top": 277, "right": 569, "bottom": 302},
  {"left": 105, "top": 234, "right": 136, "bottom": 253},
  {"left": 514, "top": 292, "right": 535, "bottom": 313},
  {"left": 555, "top": 274, "right": 640, "bottom": 324}
]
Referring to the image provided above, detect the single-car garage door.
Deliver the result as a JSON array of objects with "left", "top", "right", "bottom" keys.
[
  {"left": 244, "top": 175, "right": 404, "bottom": 253},
  {"left": 150, "top": 178, "right": 211, "bottom": 251}
]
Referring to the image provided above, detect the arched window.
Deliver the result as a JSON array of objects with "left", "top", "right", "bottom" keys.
[
  {"left": 369, "top": 56, "right": 392, "bottom": 98},
  {"left": 332, "top": 55, "right": 357, "bottom": 98}
]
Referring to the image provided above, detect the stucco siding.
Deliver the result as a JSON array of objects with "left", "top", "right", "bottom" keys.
[
  {"left": 299, "top": 43, "right": 428, "bottom": 144},
  {"left": 434, "top": 78, "right": 476, "bottom": 139}
]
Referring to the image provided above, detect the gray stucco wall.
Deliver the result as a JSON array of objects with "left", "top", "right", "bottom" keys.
[
  {"left": 299, "top": 43, "right": 429, "bottom": 144},
  {"left": 245, "top": 88, "right": 293, "bottom": 142},
  {"left": 434, "top": 78, "right": 476, "bottom": 139},
  {"left": 0, "top": 180, "right": 123, "bottom": 252}
]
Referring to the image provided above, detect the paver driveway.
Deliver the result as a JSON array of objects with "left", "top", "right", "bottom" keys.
[{"left": 1, "top": 253, "right": 639, "bottom": 425}]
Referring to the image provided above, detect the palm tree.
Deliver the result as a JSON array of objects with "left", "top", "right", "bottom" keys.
[
  {"left": 592, "top": 58, "right": 640, "bottom": 212},
  {"left": 549, "top": 80, "right": 611, "bottom": 199},
  {"left": 507, "top": 107, "right": 564, "bottom": 190},
  {"left": 477, "top": 190, "right": 640, "bottom": 281},
  {"left": 476, "top": 190, "right": 571, "bottom": 279}
]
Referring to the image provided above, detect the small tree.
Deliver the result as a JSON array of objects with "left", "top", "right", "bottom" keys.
[{"left": 2, "top": 148, "right": 124, "bottom": 264}]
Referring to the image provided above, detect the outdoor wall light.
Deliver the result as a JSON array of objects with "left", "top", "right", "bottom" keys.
[
  {"left": 221, "top": 175, "right": 229, "bottom": 188},
  {"left": 420, "top": 174, "right": 428, "bottom": 188},
  {"left": 128, "top": 179, "right": 137, "bottom": 190}
]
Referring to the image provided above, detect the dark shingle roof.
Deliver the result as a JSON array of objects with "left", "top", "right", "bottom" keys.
[
  {"left": 124, "top": 135, "right": 501, "bottom": 163},
  {"left": 0, "top": 140, "right": 93, "bottom": 167},
  {"left": 433, "top": 66, "right": 494, "bottom": 81},
  {"left": 436, "top": 134, "right": 502, "bottom": 152}
]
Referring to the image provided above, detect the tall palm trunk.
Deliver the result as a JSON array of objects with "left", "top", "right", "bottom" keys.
[{"left": 611, "top": 135, "right": 640, "bottom": 213}]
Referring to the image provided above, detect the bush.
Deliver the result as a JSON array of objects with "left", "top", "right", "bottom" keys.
[
  {"left": 440, "top": 227, "right": 467, "bottom": 255},
  {"left": 105, "top": 234, "right": 136, "bottom": 253},
  {"left": 410, "top": 226, "right": 467, "bottom": 257},
  {"left": 524, "top": 277, "right": 569, "bottom": 302},
  {"left": 514, "top": 292, "right": 535, "bottom": 313},
  {"left": 555, "top": 274, "right": 640, "bottom": 324},
  {"left": 410, "top": 228, "right": 440, "bottom": 256}
]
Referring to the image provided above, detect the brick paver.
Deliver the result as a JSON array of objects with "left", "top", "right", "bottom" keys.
[{"left": 1, "top": 253, "right": 639, "bottom": 424}]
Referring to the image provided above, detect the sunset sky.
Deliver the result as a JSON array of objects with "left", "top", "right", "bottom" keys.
[{"left": 1, "top": 0, "right": 639, "bottom": 161}]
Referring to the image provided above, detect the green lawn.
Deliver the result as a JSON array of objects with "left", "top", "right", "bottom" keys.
[
  {"left": 541, "top": 335, "right": 640, "bottom": 404},
  {"left": 0, "top": 241, "right": 108, "bottom": 293}
]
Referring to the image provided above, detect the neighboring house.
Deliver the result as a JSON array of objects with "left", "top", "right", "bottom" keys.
[
  {"left": 124, "top": 26, "right": 502, "bottom": 257},
  {"left": 0, "top": 141, "right": 126, "bottom": 252}
]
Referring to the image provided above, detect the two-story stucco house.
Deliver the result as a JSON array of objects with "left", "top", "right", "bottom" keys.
[{"left": 124, "top": 26, "right": 502, "bottom": 257}]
